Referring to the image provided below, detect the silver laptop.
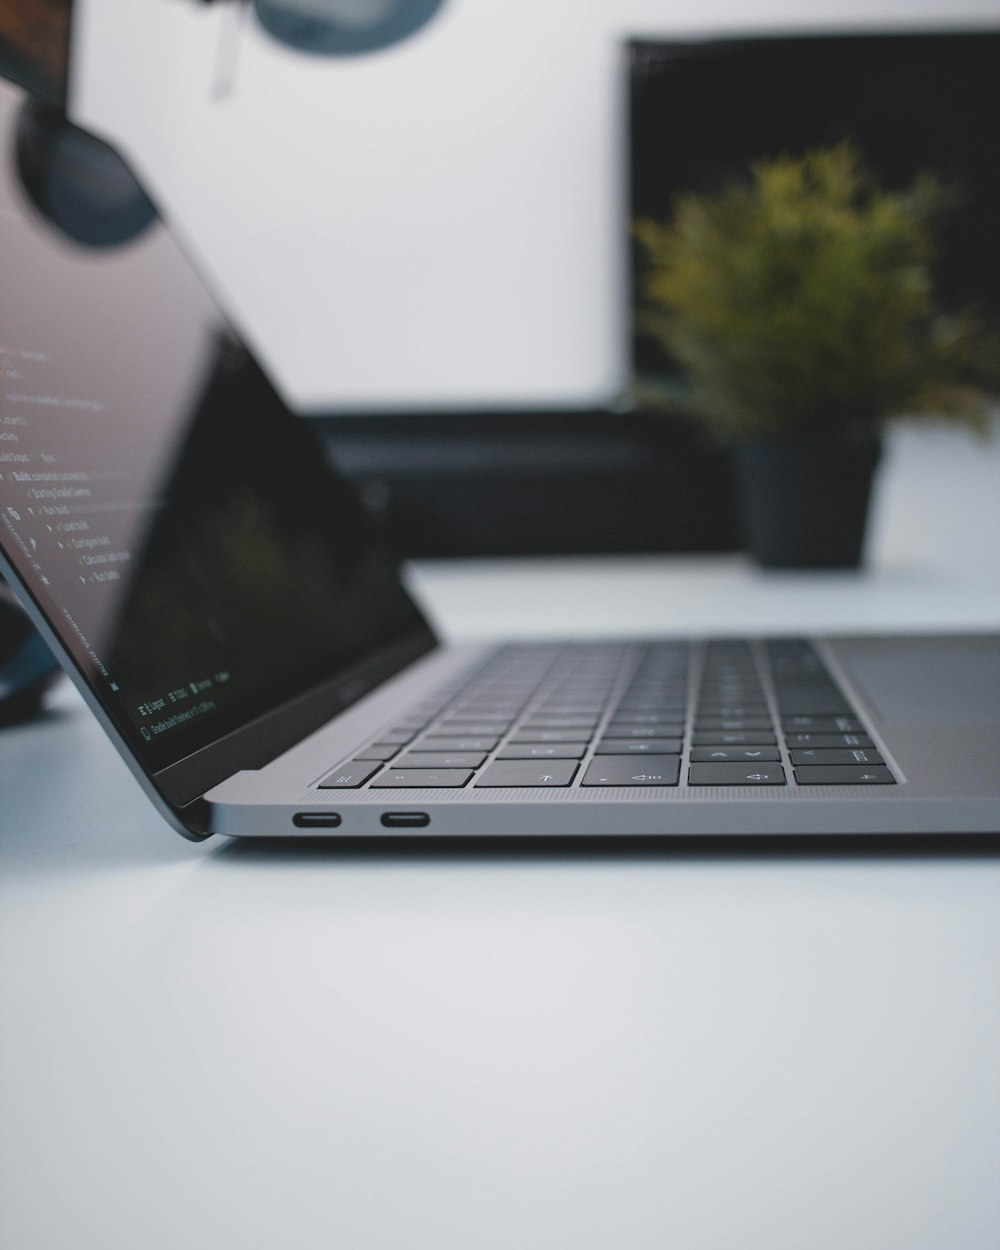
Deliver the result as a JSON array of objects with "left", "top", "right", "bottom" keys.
[{"left": 2, "top": 81, "right": 997, "bottom": 842}]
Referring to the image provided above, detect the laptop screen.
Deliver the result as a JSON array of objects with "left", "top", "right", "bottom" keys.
[{"left": 0, "top": 80, "right": 433, "bottom": 774}]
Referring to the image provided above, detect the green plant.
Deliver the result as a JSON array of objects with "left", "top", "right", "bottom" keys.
[{"left": 634, "top": 143, "right": 998, "bottom": 444}]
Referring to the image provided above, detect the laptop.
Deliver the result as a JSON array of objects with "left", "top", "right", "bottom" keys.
[{"left": 2, "top": 81, "right": 998, "bottom": 843}]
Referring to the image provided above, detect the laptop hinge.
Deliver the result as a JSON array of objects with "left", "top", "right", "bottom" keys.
[
  {"left": 151, "top": 625, "right": 438, "bottom": 811},
  {"left": 175, "top": 797, "right": 214, "bottom": 841}
]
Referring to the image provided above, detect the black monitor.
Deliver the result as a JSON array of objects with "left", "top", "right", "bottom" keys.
[{"left": 629, "top": 30, "right": 1000, "bottom": 375}]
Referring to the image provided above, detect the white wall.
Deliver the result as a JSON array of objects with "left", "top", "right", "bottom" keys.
[{"left": 73, "top": 0, "right": 1000, "bottom": 412}]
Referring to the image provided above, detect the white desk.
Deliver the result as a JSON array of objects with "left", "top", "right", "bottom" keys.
[{"left": 2, "top": 422, "right": 999, "bottom": 1250}]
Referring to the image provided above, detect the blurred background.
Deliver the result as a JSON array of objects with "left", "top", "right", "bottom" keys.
[{"left": 1, "top": 0, "right": 998, "bottom": 564}]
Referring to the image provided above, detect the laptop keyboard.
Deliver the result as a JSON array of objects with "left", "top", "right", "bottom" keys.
[{"left": 317, "top": 640, "right": 896, "bottom": 791}]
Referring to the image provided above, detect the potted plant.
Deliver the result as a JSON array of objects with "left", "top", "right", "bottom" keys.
[{"left": 634, "top": 143, "right": 998, "bottom": 567}]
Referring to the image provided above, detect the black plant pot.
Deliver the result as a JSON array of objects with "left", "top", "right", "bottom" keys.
[{"left": 732, "top": 440, "right": 882, "bottom": 569}]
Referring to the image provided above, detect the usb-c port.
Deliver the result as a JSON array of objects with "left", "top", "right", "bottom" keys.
[
  {"left": 293, "top": 812, "right": 342, "bottom": 828},
  {"left": 381, "top": 812, "right": 430, "bottom": 828}
]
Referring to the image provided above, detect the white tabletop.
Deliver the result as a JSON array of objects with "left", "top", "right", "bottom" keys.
[{"left": 2, "top": 420, "right": 999, "bottom": 1250}]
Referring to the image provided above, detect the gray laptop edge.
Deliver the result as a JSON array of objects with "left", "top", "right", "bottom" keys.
[{"left": 2, "top": 80, "right": 998, "bottom": 842}]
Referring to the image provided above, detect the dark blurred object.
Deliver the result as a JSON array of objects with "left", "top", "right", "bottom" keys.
[
  {"left": 197, "top": 0, "right": 446, "bottom": 58},
  {"left": 253, "top": 0, "right": 446, "bottom": 55},
  {"left": 318, "top": 410, "right": 738, "bottom": 558},
  {"left": 15, "top": 95, "right": 157, "bottom": 248},
  {"left": 630, "top": 31, "right": 1000, "bottom": 378},
  {"left": 733, "top": 441, "right": 882, "bottom": 569},
  {"left": 0, "top": 581, "right": 60, "bottom": 725},
  {"left": 0, "top": 0, "right": 72, "bottom": 104}
]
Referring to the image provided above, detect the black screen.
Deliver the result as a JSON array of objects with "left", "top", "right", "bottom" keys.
[
  {"left": 629, "top": 31, "right": 1000, "bottom": 375},
  {"left": 0, "top": 79, "right": 432, "bottom": 773}
]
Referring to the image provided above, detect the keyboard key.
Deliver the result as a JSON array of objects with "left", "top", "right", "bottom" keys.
[
  {"left": 581, "top": 756, "right": 680, "bottom": 786},
  {"left": 353, "top": 744, "right": 401, "bottom": 761},
  {"left": 605, "top": 722, "right": 684, "bottom": 738},
  {"left": 318, "top": 762, "right": 382, "bottom": 788},
  {"left": 688, "top": 763, "right": 786, "bottom": 785},
  {"left": 772, "top": 686, "right": 852, "bottom": 715},
  {"left": 695, "top": 717, "right": 774, "bottom": 732},
  {"left": 695, "top": 715, "right": 775, "bottom": 725},
  {"left": 496, "top": 743, "right": 588, "bottom": 760},
  {"left": 535, "top": 703, "right": 605, "bottom": 715},
  {"left": 436, "top": 722, "right": 511, "bottom": 736},
  {"left": 696, "top": 704, "right": 768, "bottom": 718},
  {"left": 393, "top": 752, "right": 487, "bottom": 769},
  {"left": 456, "top": 710, "right": 522, "bottom": 723},
  {"left": 782, "top": 715, "right": 865, "bottom": 733},
  {"left": 692, "top": 730, "right": 777, "bottom": 747},
  {"left": 474, "top": 761, "right": 578, "bottom": 787},
  {"left": 443, "top": 711, "right": 514, "bottom": 722},
  {"left": 374, "top": 730, "right": 416, "bottom": 745},
  {"left": 785, "top": 732, "right": 874, "bottom": 750},
  {"left": 689, "top": 746, "right": 781, "bottom": 762},
  {"left": 419, "top": 736, "right": 499, "bottom": 751},
  {"left": 794, "top": 765, "right": 895, "bottom": 785},
  {"left": 509, "top": 729, "right": 593, "bottom": 744},
  {"left": 608, "top": 711, "right": 686, "bottom": 725},
  {"left": 615, "top": 701, "right": 687, "bottom": 715},
  {"left": 595, "top": 737, "right": 682, "bottom": 755},
  {"left": 789, "top": 748, "right": 884, "bottom": 766},
  {"left": 370, "top": 769, "right": 473, "bottom": 788},
  {"left": 520, "top": 717, "right": 598, "bottom": 729}
]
